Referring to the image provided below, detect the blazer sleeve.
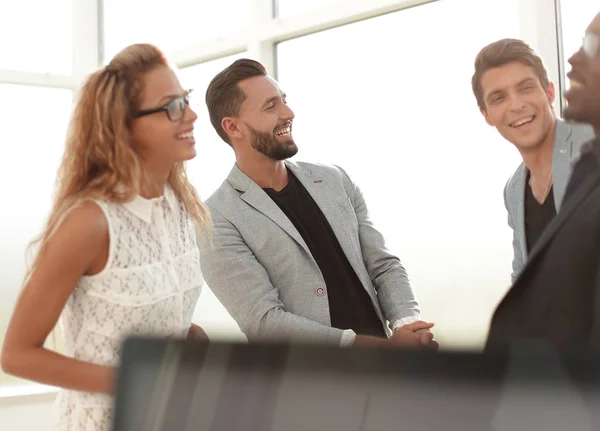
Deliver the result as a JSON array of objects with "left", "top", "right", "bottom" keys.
[
  {"left": 505, "top": 181, "right": 525, "bottom": 284},
  {"left": 198, "top": 207, "right": 346, "bottom": 345},
  {"left": 335, "top": 165, "right": 420, "bottom": 325}
]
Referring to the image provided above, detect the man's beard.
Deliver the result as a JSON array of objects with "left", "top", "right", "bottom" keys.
[{"left": 248, "top": 124, "right": 298, "bottom": 161}]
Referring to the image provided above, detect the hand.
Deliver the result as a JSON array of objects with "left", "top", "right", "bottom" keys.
[
  {"left": 415, "top": 328, "right": 439, "bottom": 351},
  {"left": 389, "top": 321, "right": 437, "bottom": 350}
]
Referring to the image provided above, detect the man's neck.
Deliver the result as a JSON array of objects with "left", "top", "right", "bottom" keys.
[
  {"left": 236, "top": 152, "right": 288, "bottom": 191},
  {"left": 520, "top": 121, "right": 556, "bottom": 179}
]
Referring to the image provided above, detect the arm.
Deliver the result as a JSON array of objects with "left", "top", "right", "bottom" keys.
[
  {"left": 336, "top": 166, "right": 420, "bottom": 326},
  {"left": 1, "top": 201, "right": 115, "bottom": 394},
  {"left": 199, "top": 209, "right": 417, "bottom": 347},
  {"left": 355, "top": 321, "right": 434, "bottom": 348},
  {"left": 187, "top": 323, "right": 209, "bottom": 341},
  {"left": 335, "top": 167, "right": 439, "bottom": 349}
]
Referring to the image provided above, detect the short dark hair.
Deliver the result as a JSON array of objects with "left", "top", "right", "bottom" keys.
[
  {"left": 472, "top": 38, "right": 550, "bottom": 110},
  {"left": 205, "top": 58, "right": 267, "bottom": 145}
]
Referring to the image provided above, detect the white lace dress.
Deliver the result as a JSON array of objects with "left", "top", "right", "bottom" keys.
[{"left": 53, "top": 186, "right": 203, "bottom": 431}]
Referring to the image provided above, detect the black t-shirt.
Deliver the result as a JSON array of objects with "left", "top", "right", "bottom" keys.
[
  {"left": 263, "top": 171, "right": 386, "bottom": 337},
  {"left": 525, "top": 171, "right": 557, "bottom": 254}
]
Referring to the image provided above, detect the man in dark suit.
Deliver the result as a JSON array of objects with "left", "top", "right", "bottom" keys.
[{"left": 485, "top": 13, "right": 600, "bottom": 354}]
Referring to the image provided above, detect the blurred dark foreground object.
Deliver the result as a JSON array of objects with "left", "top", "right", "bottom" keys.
[{"left": 113, "top": 337, "right": 600, "bottom": 431}]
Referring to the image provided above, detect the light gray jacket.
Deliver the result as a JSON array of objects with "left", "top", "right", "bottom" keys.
[
  {"left": 199, "top": 160, "right": 420, "bottom": 345},
  {"left": 505, "top": 120, "right": 595, "bottom": 283}
]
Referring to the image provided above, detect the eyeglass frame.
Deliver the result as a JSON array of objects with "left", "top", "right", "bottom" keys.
[{"left": 133, "top": 89, "right": 194, "bottom": 122}]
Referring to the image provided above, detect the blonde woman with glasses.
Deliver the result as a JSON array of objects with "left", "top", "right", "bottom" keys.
[{"left": 1, "top": 43, "right": 210, "bottom": 430}]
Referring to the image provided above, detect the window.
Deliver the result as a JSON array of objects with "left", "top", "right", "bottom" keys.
[
  {"left": 0, "top": 1, "right": 578, "bottom": 394},
  {"left": 276, "top": 0, "right": 524, "bottom": 349},
  {"left": 558, "top": 0, "right": 599, "bottom": 88},
  {"left": 0, "top": 0, "right": 72, "bottom": 74},
  {"left": 178, "top": 55, "right": 249, "bottom": 341},
  {"left": 178, "top": 54, "right": 248, "bottom": 205},
  {"left": 275, "top": 0, "right": 345, "bottom": 18},
  {"left": 102, "top": 0, "right": 249, "bottom": 62},
  {"left": 0, "top": 85, "right": 73, "bottom": 386}
]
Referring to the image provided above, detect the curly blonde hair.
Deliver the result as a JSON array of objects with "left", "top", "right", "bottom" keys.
[{"left": 25, "top": 43, "right": 211, "bottom": 281}]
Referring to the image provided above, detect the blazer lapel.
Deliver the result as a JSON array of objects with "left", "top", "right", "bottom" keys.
[
  {"left": 512, "top": 164, "right": 528, "bottom": 258},
  {"left": 226, "top": 163, "right": 312, "bottom": 255},
  {"left": 552, "top": 120, "right": 574, "bottom": 211}
]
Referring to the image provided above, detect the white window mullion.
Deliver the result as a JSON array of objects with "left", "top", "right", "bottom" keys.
[
  {"left": 260, "top": 0, "right": 435, "bottom": 45},
  {"left": 165, "top": 0, "right": 437, "bottom": 76},
  {"left": 518, "top": 0, "right": 561, "bottom": 113},
  {"left": 248, "top": 0, "right": 277, "bottom": 74},
  {"left": 170, "top": 34, "right": 248, "bottom": 68},
  {"left": 72, "top": 0, "right": 101, "bottom": 87},
  {"left": 0, "top": 69, "right": 77, "bottom": 90}
]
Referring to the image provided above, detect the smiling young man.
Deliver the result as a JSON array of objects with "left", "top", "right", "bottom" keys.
[
  {"left": 199, "top": 59, "right": 438, "bottom": 350},
  {"left": 471, "top": 39, "right": 594, "bottom": 283},
  {"left": 485, "top": 14, "right": 600, "bottom": 354}
]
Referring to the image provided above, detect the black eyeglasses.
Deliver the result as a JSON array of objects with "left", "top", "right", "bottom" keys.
[{"left": 133, "top": 90, "right": 194, "bottom": 122}]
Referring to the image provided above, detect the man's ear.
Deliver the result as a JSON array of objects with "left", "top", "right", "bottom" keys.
[
  {"left": 221, "top": 117, "right": 242, "bottom": 140},
  {"left": 480, "top": 107, "right": 493, "bottom": 126},
  {"left": 546, "top": 81, "right": 556, "bottom": 106}
]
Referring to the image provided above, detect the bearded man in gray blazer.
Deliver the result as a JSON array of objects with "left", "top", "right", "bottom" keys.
[
  {"left": 472, "top": 39, "right": 595, "bottom": 283},
  {"left": 200, "top": 59, "right": 437, "bottom": 349}
]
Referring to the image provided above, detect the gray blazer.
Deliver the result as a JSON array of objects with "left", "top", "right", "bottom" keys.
[
  {"left": 199, "top": 160, "right": 420, "bottom": 345},
  {"left": 505, "top": 120, "right": 595, "bottom": 283}
]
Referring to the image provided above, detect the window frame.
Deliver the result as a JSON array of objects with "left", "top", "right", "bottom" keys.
[{"left": 0, "top": 0, "right": 566, "bottom": 396}]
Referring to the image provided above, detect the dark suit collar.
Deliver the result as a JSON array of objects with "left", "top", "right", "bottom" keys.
[
  {"left": 583, "top": 135, "right": 600, "bottom": 158},
  {"left": 515, "top": 134, "right": 600, "bottom": 283}
]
